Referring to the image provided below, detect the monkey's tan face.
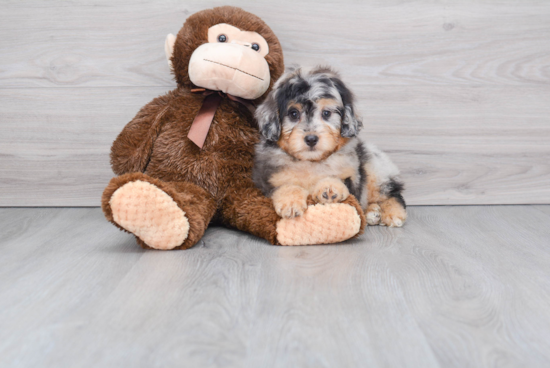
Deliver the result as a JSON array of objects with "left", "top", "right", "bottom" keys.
[{"left": 188, "top": 23, "right": 271, "bottom": 99}]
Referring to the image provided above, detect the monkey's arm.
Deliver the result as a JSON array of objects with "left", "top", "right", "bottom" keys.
[
  {"left": 220, "top": 178, "right": 366, "bottom": 246},
  {"left": 110, "top": 92, "right": 174, "bottom": 175}
]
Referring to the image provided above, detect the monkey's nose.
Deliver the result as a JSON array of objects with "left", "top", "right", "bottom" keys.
[{"left": 304, "top": 135, "right": 319, "bottom": 147}]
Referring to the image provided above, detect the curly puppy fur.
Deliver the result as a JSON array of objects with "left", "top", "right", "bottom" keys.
[{"left": 253, "top": 66, "right": 407, "bottom": 227}]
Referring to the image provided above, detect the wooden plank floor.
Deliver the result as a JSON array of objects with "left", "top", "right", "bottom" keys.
[{"left": 1, "top": 206, "right": 550, "bottom": 367}]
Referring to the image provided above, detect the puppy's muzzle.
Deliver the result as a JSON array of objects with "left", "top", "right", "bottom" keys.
[{"left": 304, "top": 135, "right": 319, "bottom": 147}]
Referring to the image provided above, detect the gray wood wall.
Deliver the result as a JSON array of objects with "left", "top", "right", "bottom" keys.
[{"left": 1, "top": 0, "right": 549, "bottom": 206}]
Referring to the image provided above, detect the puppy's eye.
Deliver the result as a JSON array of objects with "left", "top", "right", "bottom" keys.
[
  {"left": 288, "top": 109, "right": 300, "bottom": 120},
  {"left": 218, "top": 34, "right": 227, "bottom": 42},
  {"left": 322, "top": 110, "right": 332, "bottom": 119},
  {"left": 251, "top": 43, "right": 260, "bottom": 51}
]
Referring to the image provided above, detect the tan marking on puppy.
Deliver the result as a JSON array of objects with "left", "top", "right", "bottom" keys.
[
  {"left": 326, "top": 125, "right": 350, "bottom": 154},
  {"left": 269, "top": 165, "right": 323, "bottom": 192},
  {"left": 272, "top": 184, "right": 309, "bottom": 219},
  {"left": 312, "top": 177, "right": 349, "bottom": 204},
  {"left": 269, "top": 160, "right": 358, "bottom": 195},
  {"left": 366, "top": 203, "right": 381, "bottom": 225},
  {"left": 379, "top": 197, "right": 407, "bottom": 227},
  {"left": 367, "top": 171, "right": 383, "bottom": 203},
  {"left": 278, "top": 125, "right": 308, "bottom": 159}
]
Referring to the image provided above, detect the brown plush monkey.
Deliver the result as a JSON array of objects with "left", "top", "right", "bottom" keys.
[{"left": 101, "top": 6, "right": 366, "bottom": 250}]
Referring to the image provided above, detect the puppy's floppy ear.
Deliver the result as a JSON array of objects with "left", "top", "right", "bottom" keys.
[
  {"left": 255, "top": 89, "right": 281, "bottom": 141},
  {"left": 331, "top": 77, "right": 362, "bottom": 138}
]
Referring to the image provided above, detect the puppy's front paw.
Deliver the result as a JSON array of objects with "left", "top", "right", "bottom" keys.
[
  {"left": 312, "top": 177, "right": 350, "bottom": 204},
  {"left": 366, "top": 203, "right": 381, "bottom": 225},
  {"left": 272, "top": 185, "right": 309, "bottom": 219}
]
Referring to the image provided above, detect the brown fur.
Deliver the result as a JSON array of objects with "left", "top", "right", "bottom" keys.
[
  {"left": 101, "top": 6, "right": 366, "bottom": 248},
  {"left": 171, "top": 6, "right": 284, "bottom": 105}
]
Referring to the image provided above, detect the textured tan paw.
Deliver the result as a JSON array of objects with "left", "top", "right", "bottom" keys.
[
  {"left": 110, "top": 180, "right": 189, "bottom": 250},
  {"left": 312, "top": 177, "right": 349, "bottom": 204},
  {"left": 272, "top": 185, "right": 309, "bottom": 219},
  {"left": 366, "top": 203, "right": 381, "bottom": 225},
  {"left": 379, "top": 198, "right": 407, "bottom": 228},
  {"left": 276, "top": 203, "right": 361, "bottom": 246}
]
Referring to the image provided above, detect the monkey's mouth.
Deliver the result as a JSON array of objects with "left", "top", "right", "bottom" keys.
[{"left": 203, "top": 59, "right": 264, "bottom": 81}]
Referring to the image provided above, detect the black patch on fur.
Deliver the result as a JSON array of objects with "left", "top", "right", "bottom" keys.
[
  {"left": 355, "top": 142, "right": 367, "bottom": 199},
  {"left": 330, "top": 76, "right": 362, "bottom": 137},
  {"left": 256, "top": 91, "right": 281, "bottom": 142},
  {"left": 260, "top": 117, "right": 280, "bottom": 142},
  {"left": 303, "top": 99, "right": 315, "bottom": 119},
  {"left": 342, "top": 142, "right": 367, "bottom": 201},
  {"left": 344, "top": 177, "right": 353, "bottom": 194},
  {"left": 252, "top": 143, "right": 280, "bottom": 196},
  {"left": 264, "top": 139, "right": 278, "bottom": 148},
  {"left": 386, "top": 177, "right": 406, "bottom": 209},
  {"left": 331, "top": 77, "right": 353, "bottom": 108},
  {"left": 276, "top": 78, "right": 311, "bottom": 119}
]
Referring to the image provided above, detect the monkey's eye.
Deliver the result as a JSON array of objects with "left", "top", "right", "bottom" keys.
[
  {"left": 217, "top": 34, "right": 227, "bottom": 42},
  {"left": 322, "top": 110, "right": 332, "bottom": 119},
  {"left": 288, "top": 109, "right": 300, "bottom": 121},
  {"left": 251, "top": 43, "right": 260, "bottom": 52}
]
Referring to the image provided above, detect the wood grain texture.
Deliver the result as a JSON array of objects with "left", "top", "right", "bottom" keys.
[
  {"left": 1, "top": 0, "right": 549, "bottom": 205},
  {"left": 1, "top": 206, "right": 550, "bottom": 367},
  {"left": 2, "top": 1, "right": 549, "bottom": 88}
]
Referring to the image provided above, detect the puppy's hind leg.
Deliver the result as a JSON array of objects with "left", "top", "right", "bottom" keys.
[
  {"left": 380, "top": 196, "right": 407, "bottom": 227},
  {"left": 364, "top": 144, "right": 407, "bottom": 227},
  {"left": 369, "top": 177, "right": 407, "bottom": 227},
  {"left": 367, "top": 177, "right": 406, "bottom": 227}
]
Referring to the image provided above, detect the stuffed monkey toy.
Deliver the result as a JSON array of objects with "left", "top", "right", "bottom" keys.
[{"left": 101, "top": 6, "right": 366, "bottom": 249}]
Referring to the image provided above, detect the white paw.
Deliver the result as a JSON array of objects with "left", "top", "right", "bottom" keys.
[
  {"left": 366, "top": 203, "right": 381, "bottom": 225},
  {"left": 366, "top": 209, "right": 381, "bottom": 225}
]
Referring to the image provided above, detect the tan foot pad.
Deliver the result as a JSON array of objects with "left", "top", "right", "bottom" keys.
[
  {"left": 276, "top": 203, "right": 362, "bottom": 246},
  {"left": 110, "top": 180, "right": 189, "bottom": 250}
]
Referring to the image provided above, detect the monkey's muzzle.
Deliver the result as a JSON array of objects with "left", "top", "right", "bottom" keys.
[{"left": 188, "top": 43, "right": 271, "bottom": 100}]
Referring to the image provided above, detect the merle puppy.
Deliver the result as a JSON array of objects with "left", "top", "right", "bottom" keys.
[{"left": 253, "top": 66, "right": 406, "bottom": 227}]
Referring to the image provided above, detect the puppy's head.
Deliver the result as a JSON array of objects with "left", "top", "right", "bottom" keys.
[{"left": 256, "top": 66, "right": 362, "bottom": 161}]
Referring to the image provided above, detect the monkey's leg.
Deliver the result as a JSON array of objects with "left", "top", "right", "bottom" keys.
[
  {"left": 102, "top": 173, "right": 216, "bottom": 250},
  {"left": 221, "top": 184, "right": 366, "bottom": 246}
]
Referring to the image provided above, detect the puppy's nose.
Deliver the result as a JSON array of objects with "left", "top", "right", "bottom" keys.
[{"left": 304, "top": 135, "right": 319, "bottom": 147}]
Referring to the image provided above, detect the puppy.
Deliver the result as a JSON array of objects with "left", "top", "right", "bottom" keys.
[{"left": 253, "top": 66, "right": 407, "bottom": 227}]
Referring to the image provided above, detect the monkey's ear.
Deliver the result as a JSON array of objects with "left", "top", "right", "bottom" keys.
[
  {"left": 164, "top": 33, "right": 177, "bottom": 70},
  {"left": 255, "top": 90, "right": 281, "bottom": 141},
  {"left": 331, "top": 77, "right": 362, "bottom": 138}
]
